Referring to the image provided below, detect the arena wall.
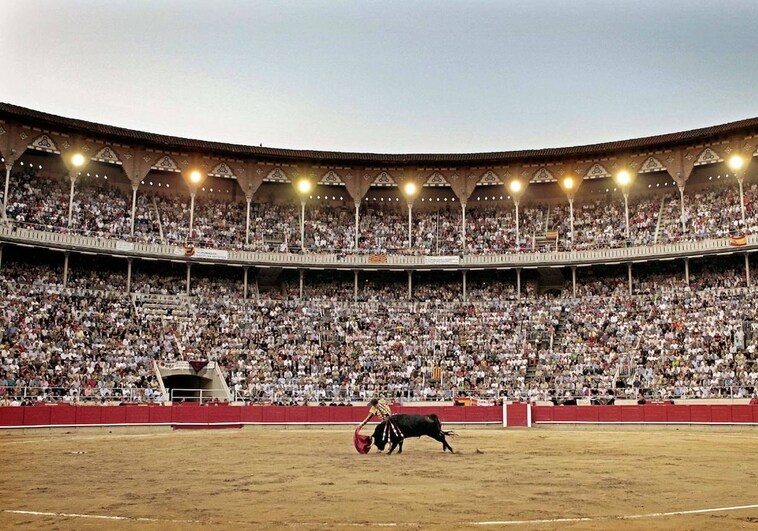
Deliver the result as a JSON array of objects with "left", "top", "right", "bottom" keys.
[{"left": 1, "top": 403, "right": 756, "bottom": 429}]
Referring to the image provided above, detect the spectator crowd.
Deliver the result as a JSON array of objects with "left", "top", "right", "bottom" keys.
[{"left": 3, "top": 169, "right": 756, "bottom": 255}]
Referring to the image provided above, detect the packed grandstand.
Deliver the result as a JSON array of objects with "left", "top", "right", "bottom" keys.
[{"left": 0, "top": 104, "right": 756, "bottom": 407}]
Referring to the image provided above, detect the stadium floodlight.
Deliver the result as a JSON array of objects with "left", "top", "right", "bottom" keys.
[
  {"left": 615, "top": 170, "right": 632, "bottom": 187},
  {"left": 509, "top": 180, "right": 523, "bottom": 246},
  {"left": 296, "top": 179, "right": 312, "bottom": 251},
  {"left": 71, "top": 153, "right": 86, "bottom": 167},
  {"left": 615, "top": 170, "right": 634, "bottom": 239},
  {"left": 297, "top": 178, "right": 313, "bottom": 195},
  {"left": 403, "top": 182, "right": 418, "bottom": 197},
  {"left": 402, "top": 182, "right": 418, "bottom": 248},
  {"left": 728, "top": 154, "right": 744, "bottom": 171},
  {"left": 66, "top": 153, "right": 87, "bottom": 227},
  {"left": 190, "top": 170, "right": 203, "bottom": 184}
]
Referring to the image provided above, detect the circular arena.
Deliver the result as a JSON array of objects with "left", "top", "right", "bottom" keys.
[{"left": 0, "top": 105, "right": 757, "bottom": 530}]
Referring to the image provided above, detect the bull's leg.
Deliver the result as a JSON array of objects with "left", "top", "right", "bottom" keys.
[
  {"left": 397, "top": 440, "right": 403, "bottom": 454},
  {"left": 430, "top": 432, "right": 454, "bottom": 453},
  {"left": 388, "top": 440, "right": 398, "bottom": 454}
]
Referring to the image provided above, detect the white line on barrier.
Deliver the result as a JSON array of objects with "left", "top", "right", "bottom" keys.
[{"left": 3, "top": 503, "right": 757, "bottom": 527}]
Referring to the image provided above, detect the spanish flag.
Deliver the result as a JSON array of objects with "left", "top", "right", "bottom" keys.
[
  {"left": 368, "top": 254, "right": 387, "bottom": 263},
  {"left": 729, "top": 235, "right": 747, "bottom": 247}
]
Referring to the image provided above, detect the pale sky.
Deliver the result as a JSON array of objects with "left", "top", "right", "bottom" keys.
[{"left": 1, "top": 0, "right": 756, "bottom": 154}]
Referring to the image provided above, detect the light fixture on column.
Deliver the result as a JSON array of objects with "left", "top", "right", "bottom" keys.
[
  {"left": 614, "top": 169, "right": 634, "bottom": 239},
  {"left": 296, "top": 178, "right": 313, "bottom": 250}
]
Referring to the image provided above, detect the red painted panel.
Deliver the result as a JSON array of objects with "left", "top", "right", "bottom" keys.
[
  {"left": 620, "top": 406, "right": 644, "bottom": 422},
  {"left": 101, "top": 407, "right": 127, "bottom": 425},
  {"left": 0, "top": 407, "right": 25, "bottom": 426},
  {"left": 49, "top": 405, "right": 77, "bottom": 425},
  {"left": 727, "top": 405, "right": 749, "bottom": 423},
  {"left": 462, "top": 407, "right": 486, "bottom": 422},
  {"left": 24, "top": 406, "right": 52, "bottom": 426},
  {"left": 75, "top": 407, "right": 102, "bottom": 425},
  {"left": 597, "top": 406, "right": 622, "bottom": 422},
  {"left": 552, "top": 406, "right": 578, "bottom": 422},
  {"left": 260, "top": 406, "right": 287, "bottom": 423},
  {"left": 505, "top": 403, "right": 527, "bottom": 427},
  {"left": 239, "top": 406, "right": 263, "bottom": 423},
  {"left": 689, "top": 405, "right": 712, "bottom": 423},
  {"left": 446, "top": 408, "right": 470, "bottom": 423},
  {"left": 642, "top": 405, "right": 667, "bottom": 422},
  {"left": 147, "top": 405, "right": 173, "bottom": 424},
  {"left": 284, "top": 407, "right": 309, "bottom": 423},
  {"left": 125, "top": 406, "right": 151, "bottom": 424},
  {"left": 325, "top": 407, "right": 355, "bottom": 423},
  {"left": 753, "top": 405, "right": 758, "bottom": 422},
  {"left": 531, "top": 405, "right": 554, "bottom": 422},
  {"left": 172, "top": 405, "right": 209, "bottom": 424},
  {"left": 575, "top": 407, "right": 599, "bottom": 422},
  {"left": 207, "top": 406, "right": 242, "bottom": 424},
  {"left": 666, "top": 405, "right": 691, "bottom": 423}
]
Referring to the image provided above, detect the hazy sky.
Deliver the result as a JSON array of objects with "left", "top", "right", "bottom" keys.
[{"left": 2, "top": 0, "right": 756, "bottom": 154}]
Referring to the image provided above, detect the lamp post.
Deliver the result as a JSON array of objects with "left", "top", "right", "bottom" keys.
[
  {"left": 296, "top": 178, "right": 313, "bottom": 251},
  {"left": 563, "top": 176, "right": 575, "bottom": 247},
  {"left": 354, "top": 201, "right": 360, "bottom": 249},
  {"left": 188, "top": 170, "right": 204, "bottom": 241},
  {"left": 2, "top": 160, "right": 12, "bottom": 221},
  {"left": 727, "top": 155, "right": 746, "bottom": 227},
  {"left": 509, "top": 180, "right": 523, "bottom": 248},
  {"left": 68, "top": 153, "right": 86, "bottom": 227},
  {"left": 615, "top": 170, "right": 633, "bottom": 239},
  {"left": 403, "top": 182, "right": 418, "bottom": 249}
]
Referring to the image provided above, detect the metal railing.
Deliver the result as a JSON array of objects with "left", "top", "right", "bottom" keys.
[
  {"left": 168, "top": 388, "right": 229, "bottom": 404},
  {"left": 1, "top": 224, "right": 755, "bottom": 269},
  {"left": 1, "top": 384, "right": 754, "bottom": 405},
  {"left": 0, "top": 386, "right": 164, "bottom": 404}
]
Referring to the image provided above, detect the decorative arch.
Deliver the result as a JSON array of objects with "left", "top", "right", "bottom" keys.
[
  {"left": 319, "top": 170, "right": 344, "bottom": 186},
  {"left": 531, "top": 167, "right": 555, "bottom": 183},
  {"left": 638, "top": 156, "right": 666, "bottom": 173},
  {"left": 694, "top": 147, "right": 722, "bottom": 166},
  {"left": 28, "top": 134, "right": 59, "bottom": 154},
  {"left": 265, "top": 167, "right": 290, "bottom": 182},
  {"left": 209, "top": 162, "right": 236, "bottom": 178},
  {"left": 584, "top": 163, "right": 610, "bottom": 179},
  {"left": 372, "top": 171, "right": 396, "bottom": 187},
  {"left": 477, "top": 170, "right": 502, "bottom": 185},
  {"left": 424, "top": 172, "right": 449, "bottom": 187},
  {"left": 92, "top": 146, "right": 122, "bottom": 164},
  {"left": 151, "top": 155, "right": 181, "bottom": 172}
]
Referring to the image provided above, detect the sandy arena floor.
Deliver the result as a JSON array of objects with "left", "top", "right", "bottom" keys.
[{"left": 0, "top": 427, "right": 756, "bottom": 530}]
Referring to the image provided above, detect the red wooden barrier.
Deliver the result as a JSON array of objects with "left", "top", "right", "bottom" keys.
[{"left": 0, "top": 404, "right": 755, "bottom": 429}]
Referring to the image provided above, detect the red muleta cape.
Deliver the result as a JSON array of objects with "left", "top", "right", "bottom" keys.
[{"left": 354, "top": 427, "right": 372, "bottom": 454}]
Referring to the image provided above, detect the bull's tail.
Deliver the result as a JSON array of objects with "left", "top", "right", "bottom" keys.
[
  {"left": 441, "top": 430, "right": 456, "bottom": 437},
  {"left": 429, "top": 414, "right": 455, "bottom": 437}
]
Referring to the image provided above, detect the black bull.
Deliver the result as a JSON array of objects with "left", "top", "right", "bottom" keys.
[{"left": 371, "top": 414, "right": 454, "bottom": 454}]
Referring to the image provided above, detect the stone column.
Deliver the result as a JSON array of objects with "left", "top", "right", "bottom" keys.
[
  {"left": 627, "top": 263, "right": 633, "bottom": 296},
  {"left": 126, "top": 258, "right": 133, "bottom": 293},
  {"left": 186, "top": 263, "right": 192, "bottom": 296},
  {"left": 63, "top": 252, "right": 70, "bottom": 288}
]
